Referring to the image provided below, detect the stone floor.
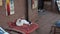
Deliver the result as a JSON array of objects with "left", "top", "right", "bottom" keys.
[{"left": 34, "top": 11, "right": 60, "bottom": 34}]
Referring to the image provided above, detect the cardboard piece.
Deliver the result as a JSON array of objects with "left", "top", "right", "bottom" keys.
[
  {"left": 0, "top": 0, "right": 2, "bottom": 6},
  {"left": 32, "top": 0, "right": 38, "bottom": 9}
]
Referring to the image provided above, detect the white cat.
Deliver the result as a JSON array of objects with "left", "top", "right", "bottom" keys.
[{"left": 16, "top": 19, "right": 29, "bottom": 26}]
